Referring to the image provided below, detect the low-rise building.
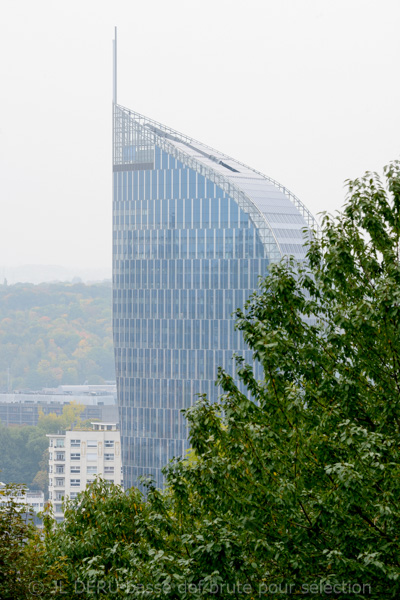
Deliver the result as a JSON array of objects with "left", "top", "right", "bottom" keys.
[
  {"left": 0, "top": 483, "right": 45, "bottom": 522},
  {"left": 0, "top": 387, "right": 118, "bottom": 427},
  {"left": 47, "top": 423, "right": 122, "bottom": 522}
]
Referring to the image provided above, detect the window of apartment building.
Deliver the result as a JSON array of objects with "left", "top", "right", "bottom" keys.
[
  {"left": 55, "top": 452, "right": 65, "bottom": 461},
  {"left": 70, "top": 439, "right": 81, "bottom": 448},
  {"left": 54, "top": 503, "right": 63, "bottom": 513},
  {"left": 70, "top": 466, "right": 80, "bottom": 474},
  {"left": 105, "top": 440, "right": 114, "bottom": 448},
  {"left": 49, "top": 465, "right": 53, "bottom": 473},
  {"left": 70, "top": 453, "right": 81, "bottom": 461},
  {"left": 70, "top": 479, "right": 80, "bottom": 487},
  {"left": 49, "top": 478, "right": 52, "bottom": 487},
  {"left": 87, "top": 452, "right": 97, "bottom": 461},
  {"left": 104, "top": 466, "right": 114, "bottom": 474},
  {"left": 87, "top": 479, "right": 95, "bottom": 485},
  {"left": 55, "top": 478, "right": 65, "bottom": 487},
  {"left": 49, "top": 439, "right": 53, "bottom": 447},
  {"left": 87, "top": 440, "right": 97, "bottom": 448},
  {"left": 69, "top": 492, "right": 78, "bottom": 499},
  {"left": 87, "top": 466, "right": 97, "bottom": 474},
  {"left": 49, "top": 491, "right": 53, "bottom": 500},
  {"left": 104, "top": 453, "right": 114, "bottom": 461},
  {"left": 55, "top": 492, "right": 64, "bottom": 501},
  {"left": 55, "top": 439, "right": 65, "bottom": 448},
  {"left": 55, "top": 465, "right": 64, "bottom": 474},
  {"left": 49, "top": 452, "right": 53, "bottom": 460}
]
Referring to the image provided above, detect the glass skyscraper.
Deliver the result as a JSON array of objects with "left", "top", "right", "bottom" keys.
[{"left": 112, "top": 103, "right": 315, "bottom": 489}]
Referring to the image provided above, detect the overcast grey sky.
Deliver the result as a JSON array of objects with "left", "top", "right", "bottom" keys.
[{"left": 1, "top": 0, "right": 399, "bottom": 273}]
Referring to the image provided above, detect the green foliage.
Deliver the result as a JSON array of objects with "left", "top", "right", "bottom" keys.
[
  {"left": 42, "top": 479, "right": 146, "bottom": 598},
  {"left": 0, "top": 402, "right": 86, "bottom": 490},
  {"left": 0, "top": 483, "right": 49, "bottom": 599},
  {"left": 164, "top": 162, "right": 400, "bottom": 595},
  {"left": 0, "top": 423, "right": 48, "bottom": 488},
  {"left": 37, "top": 400, "right": 88, "bottom": 433},
  {"left": 0, "top": 281, "right": 114, "bottom": 390},
  {"left": 41, "top": 163, "right": 400, "bottom": 597}
]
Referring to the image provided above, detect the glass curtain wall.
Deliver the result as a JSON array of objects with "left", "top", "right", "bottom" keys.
[{"left": 113, "top": 105, "right": 312, "bottom": 489}]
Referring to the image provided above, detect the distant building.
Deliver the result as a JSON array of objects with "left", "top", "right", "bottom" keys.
[
  {"left": 0, "top": 385, "right": 118, "bottom": 427},
  {"left": 0, "top": 483, "right": 44, "bottom": 514},
  {"left": 25, "top": 489, "right": 45, "bottom": 513},
  {"left": 47, "top": 423, "right": 122, "bottom": 522}
]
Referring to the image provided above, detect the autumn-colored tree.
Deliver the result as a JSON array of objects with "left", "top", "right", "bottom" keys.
[{"left": 0, "top": 281, "right": 114, "bottom": 391}]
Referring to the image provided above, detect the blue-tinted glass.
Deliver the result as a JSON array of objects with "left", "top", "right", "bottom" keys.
[
  {"left": 166, "top": 170, "right": 172, "bottom": 198},
  {"left": 216, "top": 229, "right": 224, "bottom": 258},
  {"left": 172, "top": 170, "right": 181, "bottom": 198},
  {"left": 152, "top": 171, "right": 158, "bottom": 201},
  {"left": 206, "top": 230, "right": 214, "bottom": 258},
  {"left": 189, "top": 230, "right": 196, "bottom": 259},
  {"left": 184, "top": 198, "right": 191, "bottom": 228},
  {"left": 161, "top": 151, "right": 169, "bottom": 169},
  {"left": 197, "top": 230, "right": 205, "bottom": 258},
  {"left": 189, "top": 170, "right": 196, "bottom": 196},
  {"left": 180, "top": 230, "right": 187, "bottom": 259},
  {"left": 211, "top": 198, "right": 219, "bottom": 227},
  {"left": 181, "top": 170, "right": 188, "bottom": 198},
  {"left": 112, "top": 123, "right": 290, "bottom": 491},
  {"left": 159, "top": 171, "right": 164, "bottom": 199},
  {"left": 240, "top": 209, "right": 249, "bottom": 228},
  {"left": 193, "top": 198, "right": 200, "bottom": 228},
  {"left": 197, "top": 174, "right": 205, "bottom": 198},
  {"left": 177, "top": 199, "right": 183, "bottom": 228},
  {"left": 128, "top": 172, "right": 133, "bottom": 201},
  {"left": 139, "top": 172, "right": 144, "bottom": 201},
  {"left": 202, "top": 198, "right": 209, "bottom": 228},
  {"left": 123, "top": 172, "right": 127, "bottom": 202},
  {"left": 206, "top": 180, "right": 214, "bottom": 197},
  {"left": 148, "top": 200, "right": 154, "bottom": 228}
]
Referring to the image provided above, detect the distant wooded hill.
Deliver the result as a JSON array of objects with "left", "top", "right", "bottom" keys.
[{"left": 0, "top": 281, "right": 114, "bottom": 390}]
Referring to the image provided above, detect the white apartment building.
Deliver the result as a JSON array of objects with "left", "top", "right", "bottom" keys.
[
  {"left": 47, "top": 422, "right": 122, "bottom": 522},
  {"left": 0, "top": 483, "right": 44, "bottom": 514}
]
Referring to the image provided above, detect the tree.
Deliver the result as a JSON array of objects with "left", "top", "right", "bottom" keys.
[
  {"left": 0, "top": 403, "right": 88, "bottom": 491},
  {"left": 32, "top": 448, "right": 49, "bottom": 495},
  {"left": 158, "top": 162, "right": 400, "bottom": 597},
  {"left": 0, "top": 280, "right": 114, "bottom": 391},
  {"left": 162, "top": 162, "right": 400, "bottom": 596},
  {"left": 37, "top": 400, "right": 87, "bottom": 433},
  {"left": 0, "top": 484, "right": 50, "bottom": 599},
  {"left": 42, "top": 479, "right": 146, "bottom": 598},
  {"left": 42, "top": 163, "right": 400, "bottom": 598},
  {"left": 0, "top": 423, "right": 48, "bottom": 488}
]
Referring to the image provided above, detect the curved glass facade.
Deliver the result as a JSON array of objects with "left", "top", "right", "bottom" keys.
[{"left": 113, "top": 104, "right": 315, "bottom": 489}]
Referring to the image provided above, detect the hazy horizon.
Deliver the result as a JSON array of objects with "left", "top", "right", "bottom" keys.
[
  {"left": 1, "top": 0, "right": 399, "bottom": 269},
  {"left": 1, "top": 264, "right": 111, "bottom": 285}
]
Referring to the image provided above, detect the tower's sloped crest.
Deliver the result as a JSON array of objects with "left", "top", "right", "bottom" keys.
[
  {"left": 112, "top": 102, "right": 316, "bottom": 489},
  {"left": 114, "top": 104, "right": 315, "bottom": 262}
]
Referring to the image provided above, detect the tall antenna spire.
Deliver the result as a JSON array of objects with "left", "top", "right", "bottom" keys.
[{"left": 113, "top": 26, "right": 117, "bottom": 104}]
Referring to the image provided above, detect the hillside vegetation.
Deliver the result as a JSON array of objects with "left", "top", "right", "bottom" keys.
[
  {"left": 0, "top": 403, "right": 91, "bottom": 491},
  {"left": 0, "top": 281, "right": 114, "bottom": 390}
]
